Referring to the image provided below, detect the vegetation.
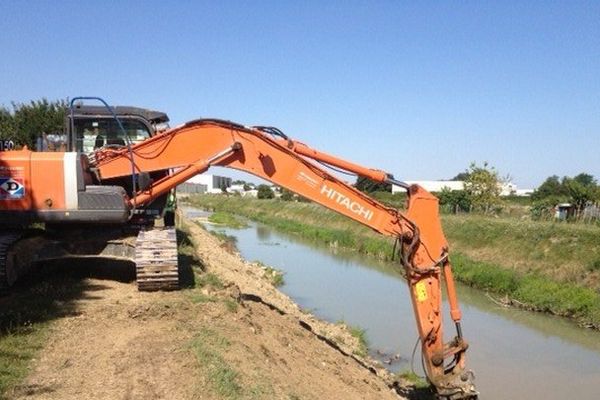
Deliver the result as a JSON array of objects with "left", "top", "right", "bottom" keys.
[
  {"left": 0, "top": 99, "right": 67, "bottom": 149},
  {"left": 348, "top": 325, "right": 368, "bottom": 357},
  {"left": 0, "top": 269, "right": 100, "bottom": 398},
  {"left": 186, "top": 195, "right": 600, "bottom": 328},
  {"left": 531, "top": 173, "right": 600, "bottom": 220},
  {"left": 208, "top": 211, "right": 249, "bottom": 229},
  {"left": 462, "top": 162, "right": 502, "bottom": 213},
  {"left": 191, "top": 328, "right": 242, "bottom": 399},
  {"left": 263, "top": 266, "right": 285, "bottom": 287},
  {"left": 437, "top": 188, "right": 471, "bottom": 213},
  {"left": 257, "top": 184, "right": 275, "bottom": 199}
]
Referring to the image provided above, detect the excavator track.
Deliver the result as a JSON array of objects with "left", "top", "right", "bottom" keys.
[
  {"left": 0, "top": 232, "right": 22, "bottom": 294},
  {"left": 135, "top": 227, "right": 179, "bottom": 291}
]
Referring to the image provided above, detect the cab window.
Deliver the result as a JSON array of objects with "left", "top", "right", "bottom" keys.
[{"left": 75, "top": 118, "right": 151, "bottom": 153}]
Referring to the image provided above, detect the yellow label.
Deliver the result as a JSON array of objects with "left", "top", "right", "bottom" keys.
[{"left": 415, "top": 281, "right": 428, "bottom": 302}]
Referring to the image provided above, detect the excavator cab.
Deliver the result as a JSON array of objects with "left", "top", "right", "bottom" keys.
[{"left": 64, "top": 105, "right": 170, "bottom": 153}]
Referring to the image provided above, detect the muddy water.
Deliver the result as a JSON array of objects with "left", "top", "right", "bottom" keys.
[{"left": 184, "top": 207, "right": 600, "bottom": 399}]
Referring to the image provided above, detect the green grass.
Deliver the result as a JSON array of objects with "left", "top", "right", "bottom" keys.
[
  {"left": 197, "top": 272, "right": 225, "bottom": 290},
  {"left": 0, "top": 324, "right": 50, "bottom": 399},
  {"left": 452, "top": 253, "right": 600, "bottom": 327},
  {"left": 397, "top": 370, "right": 429, "bottom": 389},
  {"left": 264, "top": 267, "right": 285, "bottom": 287},
  {"left": 348, "top": 325, "right": 368, "bottom": 357},
  {"left": 208, "top": 211, "right": 249, "bottom": 229},
  {"left": 0, "top": 272, "right": 92, "bottom": 399},
  {"left": 186, "top": 195, "right": 600, "bottom": 328},
  {"left": 336, "top": 320, "right": 369, "bottom": 357},
  {"left": 191, "top": 328, "right": 242, "bottom": 399}
]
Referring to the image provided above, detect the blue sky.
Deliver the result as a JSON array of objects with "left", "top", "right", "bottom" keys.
[{"left": 1, "top": 1, "right": 598, "bottom": 188}]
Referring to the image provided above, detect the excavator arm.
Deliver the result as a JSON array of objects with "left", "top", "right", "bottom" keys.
[{"left": 94, "top": 119, "right": 477, "bottom": 399}]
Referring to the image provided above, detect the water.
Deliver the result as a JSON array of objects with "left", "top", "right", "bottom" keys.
[{"left": 184, "top": 206, "right": 600, "bottom": 399}]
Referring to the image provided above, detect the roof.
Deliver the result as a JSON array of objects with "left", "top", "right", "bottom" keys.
[{"left": 71, "top": 105, "right": 169, "bottom": 124}]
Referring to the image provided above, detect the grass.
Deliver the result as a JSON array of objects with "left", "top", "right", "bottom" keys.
[
  {"left": 0, "top": 268, "right": 97, "bottom": 399},
  {"left": 397, "top": 370, "right": 429, "bottom": 389},
  {"left": 208, "top": 211, "right": 249, "bottom": 229},
  {"left": 337, "top": 320, "right": 369, "bottom": 357},
  {"left": 186, "top": 195, "right": 600, "bottom": 328},
  {"left": 349, "top": 325, "right": 368, "bottom": 357},
  {"left": 263, "top": 267, "right": 285, "bottom": 287},
  {"left": 191, "top": 328, "right": 242, "bottom": 399}
]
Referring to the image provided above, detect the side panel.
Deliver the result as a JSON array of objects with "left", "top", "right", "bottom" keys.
[{"left": 29, "top": 151, "right": 67, "bottom": 210}]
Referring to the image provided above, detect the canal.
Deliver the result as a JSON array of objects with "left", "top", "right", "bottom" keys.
[{"left": 184, "top": 206, "right": 600, "bottom": 399}]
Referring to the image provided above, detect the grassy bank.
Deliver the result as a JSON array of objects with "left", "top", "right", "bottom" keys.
[{"left": 185, "top": 195, "right": 600, "bottom": 328}]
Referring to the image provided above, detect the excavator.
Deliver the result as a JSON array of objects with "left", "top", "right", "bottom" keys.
[{"left": 0, "top": 98, "right": 478, "bottom": 399}]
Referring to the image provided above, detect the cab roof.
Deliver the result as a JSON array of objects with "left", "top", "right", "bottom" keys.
[{"left": 71, "top": 105, "right": 169, "bottom": 124}]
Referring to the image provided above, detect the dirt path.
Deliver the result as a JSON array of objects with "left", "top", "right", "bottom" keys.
[{"left": 6, "top": 221, "right": 411, "bottom": 400}]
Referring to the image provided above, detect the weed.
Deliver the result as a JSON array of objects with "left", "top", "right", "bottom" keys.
[
  {"left": 189, "top": 292, "right": 216, "bottom": 304},
  {"left": 208, "top": 211, "right": 248, "bottom": 229},
  {"left": 587, "top": 258, "right": 600, "bottom": 272},
  {"left": 197, "top": 273, "right": 224, "bottom": 290},
  {"left": 397, "top": 370, "right": 429, "bottom": 389},
  {"left": 223, "top": 298, "right": 239, "bottom": 313},
  {"left": 191, "top": 328, "right": 241, "bottom": 399},
  {"left": 264, "top": 267, "right": 285, "bottom": 287}
]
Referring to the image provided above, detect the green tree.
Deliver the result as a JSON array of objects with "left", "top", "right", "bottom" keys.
[
  {"left": 280, "top": 188, "right": 294, "bottom": 201},
  {"left": 437, "top": 188, "right": 471, "bottom": 213},
  {"left": 257, "top": 184, "right": 275, "bottom": 199},
  {"left": 532, "top": 175, "right": 567, "bottom": 200},
  {"left": 0, "top": 107, "right": 17, "bottom": 141},
  {"left": 562, "top": 175, "right": 598, "bottom": 214},
  {"left": 0, "top": 99, "right": 67, "bottom": 148},
  {"left": 450, "top": 171, "right": 470, "bottom": 181},
  {"left": 463, "top": 162, "right": 501, "bottom": 213}
]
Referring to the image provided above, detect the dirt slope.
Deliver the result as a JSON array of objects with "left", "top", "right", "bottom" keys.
[{"left": 5, "top": 221, "right": 410, "bottom": 400}]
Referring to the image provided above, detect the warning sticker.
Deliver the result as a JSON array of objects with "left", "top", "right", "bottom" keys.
[
  {"left": 415, "top": 281, "right": 428, "bottom": 302},
  {"left": 0, "top": 177, "right": 25, "bottom": 199}
]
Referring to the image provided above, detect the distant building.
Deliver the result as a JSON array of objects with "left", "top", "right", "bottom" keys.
[
  {"left": 392, "top": 181, "right": 464, "bottom": 194},
  {"left": 242, "top": 189, "right": 258, "bottom": 198},
  {"left": 177, "top": 182, "right": 207, "bottom": 194},
  {"left": 187, "top": 174, "right": 232, "bottom": 194},
  {"left": 392, "top": 180, "right": 534, "bottom": 197},
  {"left": 227, "top": 184, "right": 246, "bottom": 194}
]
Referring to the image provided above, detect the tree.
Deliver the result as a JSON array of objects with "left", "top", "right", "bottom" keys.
[
  {"left": 280, "top": 188, "right": 294, "bottom": 201},
  {"left": 532, "top": 175, "right": 567, "bottom": 200},
  {"left": 257, "top": 184, "right": 275, "bottom": 199},
  {"left": 562, "top": 175, "right": 598, "bottom": 214},
  {"left": 463, "top": 162, "right": 501, "bottom": 213},
  {"left": 355, "top": 176, "right": 391, "bottom": 193},
  {"left": 0, "top": 99, "right": 67, "bottom": 148},
  {"left": 450, "top": 171, "right": 470, "bottom": 181},
  {"left": 437, "top": 188, "right": 471, "bottom": 213}
]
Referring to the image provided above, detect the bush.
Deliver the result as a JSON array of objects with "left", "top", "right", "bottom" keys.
[{"left": 257, "top": 184, "right": 274, "bottom": 199}]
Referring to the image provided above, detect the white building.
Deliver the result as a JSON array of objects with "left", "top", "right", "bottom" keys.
[
  {"left": 187, "top": 174, "right": 232, "bottom": 194},
  {"left": 392, "top": 181, "right": 464, "bottom": 194},
  {"left": 392, "top": 180, "right": 533, "bottom": 197}
]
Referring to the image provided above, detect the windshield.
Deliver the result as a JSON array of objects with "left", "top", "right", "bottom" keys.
[{"left": 74, "top": 118, "right": 151, "bottom": 153}]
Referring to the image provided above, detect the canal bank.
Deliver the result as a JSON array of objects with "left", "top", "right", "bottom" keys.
[{"left": 183, "top": 203, "right": 600, "bottom": 400}]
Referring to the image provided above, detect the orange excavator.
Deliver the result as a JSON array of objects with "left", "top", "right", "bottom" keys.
[{"left": 0, "top": 98, "right": 478, "bottom": 399}]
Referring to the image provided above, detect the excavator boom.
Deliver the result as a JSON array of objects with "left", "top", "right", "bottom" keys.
[{"left": 92, "top": 119, "right": 478, "bottom": 398}]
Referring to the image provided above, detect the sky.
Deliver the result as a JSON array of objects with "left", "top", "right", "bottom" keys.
[{"left": 0, "top": 1, "right": 598, "bottom": 188}]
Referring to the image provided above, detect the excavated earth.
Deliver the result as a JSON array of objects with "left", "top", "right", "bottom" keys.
[{"left": 4, "top": 219, "right": 414, "bottom": 400}]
